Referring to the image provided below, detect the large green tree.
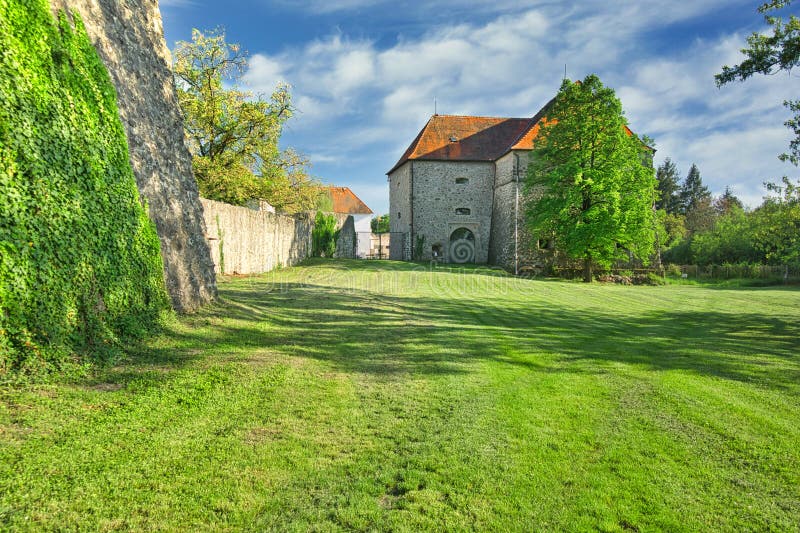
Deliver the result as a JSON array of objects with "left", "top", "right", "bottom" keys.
[
  {"left": 525, "top": 75, "right": 658, "bottom": 282},
  {"left": 716, "top": 0, "right": 800, "bottom": 165},
  {"left": 656, "top": 157, "right": 682, "bottom": 214},
  {"left": 752, "top": 177, "right": 800, "bottom": 265},
  {"left": 173, "top": 29, "right": 319, "bottom": 212}
]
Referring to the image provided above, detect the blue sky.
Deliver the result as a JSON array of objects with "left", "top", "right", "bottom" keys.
[{"left": 160, "top": 0, "right": 797, "bottom": 215}]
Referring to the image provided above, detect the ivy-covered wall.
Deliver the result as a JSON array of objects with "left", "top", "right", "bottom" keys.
[
  {"left": 48, "top": 0, "right": 218, "bottom": 313},
  {"left": 0, "top": 0, "right": 170, "bottom": 372}
]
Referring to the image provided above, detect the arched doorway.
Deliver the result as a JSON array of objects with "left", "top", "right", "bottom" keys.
[{"left": 449, "top": 228, "right": 475, "bottom": 263}]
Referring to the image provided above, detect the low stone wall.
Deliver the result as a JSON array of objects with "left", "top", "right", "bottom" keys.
[
  {"left": 201, "top": 199, "right": 312, "bottom": 275},
  {"left": 201, "top": 200, "right": 357, "bottom": 275}
]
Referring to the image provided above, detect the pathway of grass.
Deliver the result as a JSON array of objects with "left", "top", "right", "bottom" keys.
[{"left": 1, "top": 259, "right": 799, "bottom": 531}]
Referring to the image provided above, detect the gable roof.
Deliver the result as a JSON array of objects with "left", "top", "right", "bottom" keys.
[
  {"left": 387, "top": 115, "right": 533, "bottom": 174},
  {"left": 324, "top": 186, "right": 373, "bottom": 215},
  {"left": 387, "top": 94, "right": 650, "bottom": 174}
]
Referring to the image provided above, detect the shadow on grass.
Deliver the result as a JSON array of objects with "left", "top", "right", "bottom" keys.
[{"left": 91, "top": 261, "right": 800, "bottom": 393}]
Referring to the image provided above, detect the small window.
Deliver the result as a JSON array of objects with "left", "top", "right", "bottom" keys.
[
  {"left": 455, "top": 177, "right": 468, "bottom": 184},
  {"left": 397, "top": 212, "right": 401, "bottom": 219},
  {"left": 455, "top": 208, "right": 471, "bottom": 215}
]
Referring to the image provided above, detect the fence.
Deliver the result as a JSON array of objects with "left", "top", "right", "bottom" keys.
[
  {"left": 552, "top": 264, "right": 797, "bottom": 281},
  {"left": 673, "top": 264, "right": 797, "bottom": 280},
  {"left": 346, "top": 232, "right": 408, "bottom": 260}
]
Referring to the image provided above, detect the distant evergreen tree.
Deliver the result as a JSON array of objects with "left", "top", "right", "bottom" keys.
[
  {"left": 713, "top": 186, "right": 744, "bottom": 215},
  {"left": 679, "top": 164, "right": 712, "bottom": 214},
  {"left": 655, "top": 158, "right": 682, "bottom": 214}
]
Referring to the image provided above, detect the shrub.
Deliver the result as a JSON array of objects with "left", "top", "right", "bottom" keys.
[
  {"left": 0, "top": 1, "right": 169, "bottom": 375},
  {"left": 665, "top": 263, "right": 683, "bottom": 277},
  {"left": 312, "top": 211, "right": 338, "bottom": 257}
]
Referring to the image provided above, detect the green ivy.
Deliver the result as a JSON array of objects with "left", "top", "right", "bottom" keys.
[{"left": 0, "top": 0, "right": 170, "bottom": 375}]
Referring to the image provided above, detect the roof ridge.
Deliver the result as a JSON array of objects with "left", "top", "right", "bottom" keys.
[{"left": 432, "top": 114, "right": 529, "bottom": 121}]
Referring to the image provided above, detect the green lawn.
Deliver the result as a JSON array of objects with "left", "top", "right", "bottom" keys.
[{"left": 1, "top": 259, "right": 799, "bottom": 531}]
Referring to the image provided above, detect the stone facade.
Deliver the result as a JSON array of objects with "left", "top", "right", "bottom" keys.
[
  {"left": 389, "top": 161, "right": 495, "bottom": 263},
  {"left": 388, "top": 115, "right": 557, "bottom": 270},
  {"left": 50, "top": 0, "right": 217, "bottom": 312},
  {"left": 389, "top": 161, "right": 412, "bottom": 260}
]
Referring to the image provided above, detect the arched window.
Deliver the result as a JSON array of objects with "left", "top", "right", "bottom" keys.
[
  {"left": 449, "top": 228, "right": 475, "bottom": 263},
  {"left": 455, "top": 207, "right": 471, "bottom": 215},
  {"left": 455, "top": 177, "right": 468, "bottom": 184}
]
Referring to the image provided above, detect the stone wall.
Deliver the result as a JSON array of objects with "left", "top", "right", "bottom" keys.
[
  {"left": 202, "top": 199, "right": 313, "bottom": 275},
  {"left": 388, "top": 161, "right": 412, "bottom": 260},
  {"left": 202, "top": 201, "right": 357, "bottom": 275},
  {"left": 49, "top": 0, "right": 217, "bottom": 312},
  {"left": 490, "top": 151, "right": 552, "bottom": 272},
  {"left": 410, "top": 160, "right": 495, "bottom": 263},
  {"left": 334, "top": 214, "right": 356, "bottom": 259}
]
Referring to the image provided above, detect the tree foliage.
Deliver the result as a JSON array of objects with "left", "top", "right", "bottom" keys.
[
  {"left": 752, "top": 177, "right": 800, "bottom": 264},
  {"left": 679, "top": 164, "right": 711, "bottom": 214},
  {"left": 0, "top": 1, "right": 169, "bottom": 373},
  {"left": 173, "top": 29, "right": 319, "bottom": 212},
  {"left": 714, "top": 186, "right": 744, "bottom": 215},
  {"left": 525, "top": 75, "right": 657, "bottom": 282},
  {"left": 655, "top": 157, "right": 682, "bottom": 214},
  {"left": 716, "top": 0, "right": 800, "bottom": 165},
  {"left": 371, "top": 214, "right": 390, "bottom": 233},
  {"left": 312, "top": 211, "right": 339, "bottom": 258}
]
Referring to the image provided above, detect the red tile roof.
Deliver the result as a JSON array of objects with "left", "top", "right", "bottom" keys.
[
  {"left": 324, "top": 186, "right": 373, "bottom": 215},
  {"left": 388, "top": 115, "right": 531, "bottom": 174},
  {"left": 387, "top": 95, "right": 652, "bottom": 172}
]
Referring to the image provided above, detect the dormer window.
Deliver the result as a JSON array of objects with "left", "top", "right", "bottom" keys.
[
  {"left": 455, "top": 208, "right": 471, "bottom": 215},
  {"left": 455, "top": 177, "right": 468, "bottom": 184},
  {"left": 449, "top": 135, "right": 458, "bottom": 142}
]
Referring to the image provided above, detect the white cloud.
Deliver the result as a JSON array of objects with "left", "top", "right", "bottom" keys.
[{"left": 235, "top": 0, "right": 794, "bottom": 213}]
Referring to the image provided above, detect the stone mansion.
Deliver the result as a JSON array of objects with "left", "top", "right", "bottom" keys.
[{"left": 388, "top": 102, "right": 553, "bottom": 270}]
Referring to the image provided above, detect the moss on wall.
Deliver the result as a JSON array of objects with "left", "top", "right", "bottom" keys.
[{"left": 0, "top": 0, "right": 169, "bottom": 374}]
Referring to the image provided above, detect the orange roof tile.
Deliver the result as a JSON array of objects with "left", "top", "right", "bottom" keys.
[
  {"left": 388, "top": 96, "right": 648, "bottom": 174},
  {"left": 388, "top": 115, "right": 532, "bottom": 174},
  {"left": 324, "top": 186, "right": 373, "bottom": 215}
]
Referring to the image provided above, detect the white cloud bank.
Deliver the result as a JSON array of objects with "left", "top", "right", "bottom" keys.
[{"left": 242, "top": 0, "right": 796, "bottom": 211}]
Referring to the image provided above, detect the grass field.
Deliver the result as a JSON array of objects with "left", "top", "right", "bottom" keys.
[{"left": 1, "top": 259, "right": 799, "bottom": 531}]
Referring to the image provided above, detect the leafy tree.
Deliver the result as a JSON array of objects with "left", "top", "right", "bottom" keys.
[
  {"left": 656, "top": 210, "right": 687, "bottom": 250},
  {"left": 714, "top": 186, "right": 744, "bottom": 215},
  {"left": 312, "top": 211, "right": 339, "bottom": 258},
  {"left": 371, "top": 214, "right": 390, "bottom": 233},
  {"left": 690, "top": 207, "right": 761, "bottom": 265},
  {"left": 716, "top": 1, "right": 800, "bottom": 165},
  {"left": 655, "top": 157, "right": 682, "bottom": 214},
  {"left": 173, "top": 29, "right": 319, "bottom": 212},
  {"left": 525, "top": 75, "right": 657, "bottom": 282},
  {"left": 684, "top": 196, "right": 717, "bottom": 235},
  {"left": 679, "top": 164, "right": 712, "bottom": 214},
  {"left": 752, "top": 177, "right": 800, "bottom": 264}
]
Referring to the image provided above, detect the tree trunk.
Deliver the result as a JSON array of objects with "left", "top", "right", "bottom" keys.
[{"left": 583, "top": 257, "right": 593, "bottom": 283}]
